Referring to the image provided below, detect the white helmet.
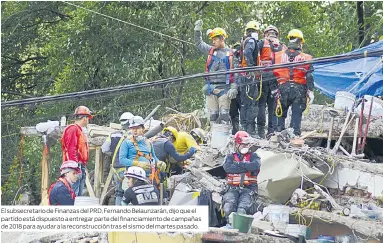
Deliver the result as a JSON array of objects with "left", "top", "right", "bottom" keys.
[
  {"left": 119, "top": 112, "right": 134, "bottom": 126},
  {"left": 129, "top": 116, "right": 145, "bottom": 128},
  {"left": 124, "top": 166, "right": 147, "bottom": 181},
  {"left": 60, "top": 160, "right": 80, "bottom": 176}
]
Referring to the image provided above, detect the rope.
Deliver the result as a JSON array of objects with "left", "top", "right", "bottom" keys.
[
  {"left": 275, "top": 98, "right": 283, "bottom": 118},
  {"left": 63, "top": 2, "right": 194, "bottom": 45},
  {"left": 255, "top": 73, "right": 262, "bottom": 101}
]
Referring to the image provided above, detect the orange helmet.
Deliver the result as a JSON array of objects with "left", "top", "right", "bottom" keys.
[{"left": 74, "top": 106, "right": 93, "bottom": 119}]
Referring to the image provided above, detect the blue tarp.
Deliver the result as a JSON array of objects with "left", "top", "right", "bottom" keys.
[{"left": 313, "top": 40, "right": 383, "bottom": 99}]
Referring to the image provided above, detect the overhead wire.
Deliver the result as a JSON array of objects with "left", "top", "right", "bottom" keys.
[{"left": 62, "top": 1, "right": 194, "bottom": 45}]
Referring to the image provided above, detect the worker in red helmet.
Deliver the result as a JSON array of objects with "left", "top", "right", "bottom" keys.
[
  {"left": 221, "top": 131, "right": 261, "bottom": 228},
  {"left": 61, "top": 105, "right": 93, "bottom": 196},
  {"left": 256, "top": 25, "right": 287, "bottom": 138},
  {"left": 48, "top": 161, "right": 80, "bottom": 205}
]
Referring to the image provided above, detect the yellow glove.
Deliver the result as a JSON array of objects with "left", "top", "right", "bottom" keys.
[
  {"left": 183, "top": 159, "right": 193, "bottom": 166},
  {"left": 157, "top": 161, "right": 167, "bottom": 172},
  {"left": 133, "top": 161, "right": 151, "bottom": 170}
]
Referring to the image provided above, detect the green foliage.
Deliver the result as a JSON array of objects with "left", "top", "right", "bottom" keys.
[{"left": 1, "top": 1, "right": 382, "bottom": 204}]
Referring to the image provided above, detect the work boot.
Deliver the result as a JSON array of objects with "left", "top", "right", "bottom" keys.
[
  {"left": 258, "top": 126, "right": 266, "bottom": 139},
  {"left": 231, "top": 117, "right": 240, "bottom": 135},
  {"left": 246, "top": 122, "right": 257, "bottom": 137}
]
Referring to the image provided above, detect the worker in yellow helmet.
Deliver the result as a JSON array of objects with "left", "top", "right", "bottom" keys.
[
  {"left": 194, "top": 20, "right": 237, "bottom": 125},
  {"left": 273, "top": 29, "right": 314, "bottom": 136},
  {"left": 239, "top": 21, "right": 261, "bottom": 136}
]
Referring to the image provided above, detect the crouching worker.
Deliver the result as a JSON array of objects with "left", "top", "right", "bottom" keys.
[
  {"left": 122, "top": 166, "right": 160, "bottom": 205},
  {"left": 48, "top": 161, "right": 79, "bottom": 205},
  {"left": 221, "top": 131, "right": 261, "bottom": 228}
]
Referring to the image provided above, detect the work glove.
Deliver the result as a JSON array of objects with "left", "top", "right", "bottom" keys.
[
  {"left": 271, "top": 89, "right": 280, "bottom": 99},
  {"left": 184, "top": 159, "right": 193, "bottom": 166},
  {"left": 133, "top": 161, "right": 151, "bottom": 171},
  {"left": 307, "top": 90, "right": 314, "bottom": 105},
  {"left": 188, "top": 147, "right": 197, "bottom": 155},
  {"left": 156, "top": 161, "right": 167, "bottom": 172},
  {"left": 227, "top": 83, "right": 238, "bottom": 99},
  {"left": 194, "top": 20, "right": 203, "bottom": 31}
]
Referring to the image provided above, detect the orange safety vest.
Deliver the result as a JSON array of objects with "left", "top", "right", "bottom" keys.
[
  {"left": 61, "top": 124, "right": 89, "bottom": 163},
  {"left": 260, "top": 39, "right": 288, "bottom": 67},
  {"left": 205, "top": 47, "right": 234, "bottom": 84},
  {"left": 240, "top": 37, "right": 259, "bottom": 67},
  {"left": 226, "top": 153, "right": 258, "bottom": 186},
  {"left": 48, "top": 178, "right": 76, "bottom": 205},
  {"left": 273, "top": 50, "right": 312, "bottom": 85}
]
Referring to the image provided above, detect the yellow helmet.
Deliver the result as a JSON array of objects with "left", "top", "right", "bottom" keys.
[
  {"left": 208, "top": 28, "right": 228, "bottom": 40},
  {"left": 162, "top": 126, "right": 178, "bottom": 140},
  {"left": 287, "top": 29, "right": 305, "bottom": 43},
  {"left": 245, "top": 21, "right": 260, "bottom": 32}
]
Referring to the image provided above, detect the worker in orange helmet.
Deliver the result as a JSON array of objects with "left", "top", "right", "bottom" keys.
[{"left": 61, "top": 105, "right": 93, "bottom": 196}]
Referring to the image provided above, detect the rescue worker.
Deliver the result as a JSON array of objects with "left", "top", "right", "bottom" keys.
[
  {"left": 194, "top": 20, "right": 237, "bottom": 124},
  {"left": 119, "top": 116, "right": 166, "bottom": 177},
  {"left": 151, "top": 130, "right": 197, "bottom": 176},
  {"left": 190, "top": 128, "right": 208, "bottom": 145},
  {"left": 229, "top": 42, "right": 242, "bottom": 135},
  {"left": 256, "top": 25, "right": 287, "bottom": 138},
  {"left": 273, "top": 29, "right": 315, "bottom": 136},
  {"left": 222, "top": 131, "right": 261, "bottom": 228},
  {"left": 61, "top": 105, "right": 92, "bottom": 196},
  {"left": 48, "top": 161, "right": 79, "bottom": 205},
  {"left": 101, "top": 112, "right": 134, "bottom": 205},
  {"left": 162, "top": 126, "right": 199, "bottom": 174},
  {"left": 239, "top": 21, "right": 260, "bottom": 136},
  {"left": 122, "top": 166, "right": 160, "bottom": 205}
]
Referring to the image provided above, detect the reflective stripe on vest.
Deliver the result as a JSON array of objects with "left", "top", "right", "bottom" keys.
[
  {"left": 273, "top": 50, "right": 312, "bottom": 85},
  {"left": 48, "top": 178, "right": 76, "bottom": 205},
  {"left": 226, "top": 153, "right": 257, "bottom": 187},
  {"left": 61, "top": 124, "right": 89, "bottom": 164},
  {"left": 205, "top": 47, "right": 234, "bottom": 85}
]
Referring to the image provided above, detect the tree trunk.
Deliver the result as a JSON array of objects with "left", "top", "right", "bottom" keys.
[{"left": 357, "top": 1, "right": 364, "bottom": 46}]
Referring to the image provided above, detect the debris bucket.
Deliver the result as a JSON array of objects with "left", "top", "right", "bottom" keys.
[
  {"left": 211, "top": 123, "right": 230, "bottom": 149},
  {"left": 232, "top": 213, "right": 254, "bottom": 233},
  {"left": 285, "top": 224, "right": 307, "bottom": 238},
  {"left": 74, "top": 196, "right": 100, "bottom": 206},
  {"left": 267, "top": 205, "right": 290, "bottom": 224},
  {"left": 334, "top": 91, "right": 356, "bottom": 111}
]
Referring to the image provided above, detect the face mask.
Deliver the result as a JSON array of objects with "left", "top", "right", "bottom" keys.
[
  {"left": 251, "top": 32, "right": 259, "bottom": 40},
  {"left": 135, "top": 135, "right": 144, "bottom": 142},
  {"left": 240, "top": 147, "right": 249, "bottom": 154}
]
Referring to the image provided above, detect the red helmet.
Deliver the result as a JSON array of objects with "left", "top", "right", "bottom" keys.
[
  {"left": 60, "top": 160, "right": 80, "bottom": 176},
  {"left": 234, "top": 131, "right": 250, "bottom": 145},
  {"left": 74, "top": 106, "right": 93, "bottom": 120}
]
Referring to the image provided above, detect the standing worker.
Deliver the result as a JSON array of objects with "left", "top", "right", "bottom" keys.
[
  {"left": 194, "top": 20, "right": 237, "bottom": 125},
  {"left": 230, "top": 42, "right": 242, "bottom": 135},
  {"left": 48, "top": 161, "right": 79, "bottom": 205},
  {"left": 121, "top": 166, "right": 160, "bottom": 205},
  {"left": 221, "top": 131, "right": 261, "bottom": 228},
  {"left": 61, "top": 105, "right": 92, "bottom": 196},
  {"left": 257, "top": 25, "right": 285, "bottom": 138},
  {"left": 273, "top": 29, "right": 314, "bottom": 136},
  {"left": 101, "top": 112, "right": 134, "bottom": 205},
  {"left": 239, "top": 21, "right": 260, "bottom": 136}
]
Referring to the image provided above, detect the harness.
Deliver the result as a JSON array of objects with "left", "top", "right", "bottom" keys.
[
  {"left": 226, "top": 153, "right": 258, "bottom": 187},
  {"left": 111, "top": 136, "right": 126, "bottom": 181},
  {"left": 130, "top": 137, "right": 153, "bottom": 162},
  {"left": 240, "top": 37, "right": 259, "bottom": 67},
  {"left": 48, "top": 178, "right": 76, "bottom": 205},
  {"left": 205, "top": 47, "right": 234, "bottom": 96}
]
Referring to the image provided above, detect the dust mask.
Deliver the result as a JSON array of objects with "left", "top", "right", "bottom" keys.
[
  {"left": 251, "top": 32, "right": 259, "bottom": 40},
  {"left": 240, "top": 147, "right": 249, "bottom": 154},
  {"left": 135, "top": 135, "right": 144, "bottom": 142}
]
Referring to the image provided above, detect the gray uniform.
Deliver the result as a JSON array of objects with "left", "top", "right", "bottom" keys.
[{"left": 195, "top": 30, "right": 232, "bottom": 123}]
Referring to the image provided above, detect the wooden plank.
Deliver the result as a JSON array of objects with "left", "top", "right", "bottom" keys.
[
  {"left": 100, "top": 168, "right": 114, "bottom": 205},
  {"left": 85, "top": 169, "right": 96, "bottom": 197},
  {"left": 94, "top": 148, "right": 103, "bottom": 197},
  {"left": 41, "top": 143, "right": 50, "bottom": 201}
]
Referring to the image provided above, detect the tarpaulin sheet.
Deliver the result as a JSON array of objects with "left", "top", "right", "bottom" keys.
[{"left": 313, "top": 40, "right": 383, "bottom": 99}]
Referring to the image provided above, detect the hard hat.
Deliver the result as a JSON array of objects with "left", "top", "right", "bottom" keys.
[
  {"left": 190, "top": 128, "right": 207, "bottom": 145},
  {"left": 74, "top": 106, "right": 93, "bottom": 119},
  {"left": 208, "top": 28, "right": 228, "bottom": 40},
  {"left": 245, "top": 21, "right": 260, "bottom": 32},
  {"left": 234, "top": 131, "right": 251, "bottom": 145},
  {"left": 264, "top": 25, "right": 279, "bottom": 36},
  {"left": 60, "top": 160, "right": 80, "bottom": 176},
  {"left": 162, "top": 126, "right": 178, "bottom": 140},
  {"left": 124, "top": 166, "right": 147, "bottom": 181},
  {"left": 119, "top": 112, "right": 134, "bottom": 126},
  {"left": 287, "top": 29, "right": 305, "bottom": 43},
  {"left": 129, "top": 116, "right": 145, "bottom": 128}
]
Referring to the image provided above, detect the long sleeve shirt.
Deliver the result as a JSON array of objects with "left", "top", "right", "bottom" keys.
[
  {"left": 243, "top": 37, "right": 258, "bottom": 67},
  {"left": 173, "top": 132, "right": 199, "bottom": 155},
  {"left": 119, "top": 138, "right": 158, "bottom": 172},
  {"left": 223, "top": 153, "right": 261, "bottom": 175}
]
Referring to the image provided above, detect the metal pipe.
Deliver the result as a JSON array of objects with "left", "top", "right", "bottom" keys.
[
  {"left": 159, "top": 183, "right": 164, "bottom": 206},
  {"left": 326, "top": 117, "right": 334, "bottom": 152},
  {"left": 361, "top": 96, "right": 374, "bottom": 152},
  {"left": 144, "top": 105, "right": 161, "bottom": 122},
  {"left": 357, "top": 98, "right": 365, "bottom": 152}
]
